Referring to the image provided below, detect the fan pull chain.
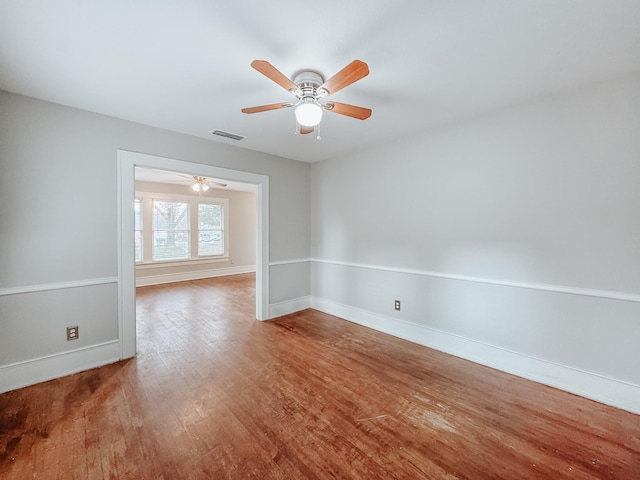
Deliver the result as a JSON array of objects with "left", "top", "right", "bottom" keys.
[{"left": 316, "top": 123, "right": 322, "bottom": 141}]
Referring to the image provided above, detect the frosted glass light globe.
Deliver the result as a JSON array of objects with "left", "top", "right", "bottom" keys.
[{"left": 295, "top": 103, "right": 323, "bottom": 127}]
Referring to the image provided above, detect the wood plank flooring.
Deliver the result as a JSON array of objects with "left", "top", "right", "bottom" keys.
[{"left": 1, "top": 273, "right": 639, "bottom": 479}]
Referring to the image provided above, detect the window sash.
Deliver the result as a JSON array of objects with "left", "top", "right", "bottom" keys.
[
  {"left": 152, "top": 200, "right": 190, "bottom": 261},
  {"left": 198, "top": 203, "right": 224, "bottom": 257}
]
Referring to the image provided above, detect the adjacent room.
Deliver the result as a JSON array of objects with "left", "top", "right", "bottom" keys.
[
  {"left": 133, "top": 167, "right": 257, "bottom": 289},
  {"left": 1, "top": 1, "right": 639, "bottom": 478}
]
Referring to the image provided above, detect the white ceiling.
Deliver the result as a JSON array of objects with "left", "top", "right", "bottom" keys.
[
  {"left": 135, "top": 167, "right": 256, "bottom": 193},
  {"left": 1, "top": 1, "right": 639, "bottom": 163}
]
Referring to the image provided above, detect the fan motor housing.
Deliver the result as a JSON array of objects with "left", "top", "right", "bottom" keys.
[
  {"left": 292, "top": 70, "right": 324, "bottom": 87},
  {"left": 292, "top": 71, "right": 323, "bottom": 100}
]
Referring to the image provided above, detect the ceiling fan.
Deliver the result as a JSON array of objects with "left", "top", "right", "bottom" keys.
[
  {"left": 241, "top": 59, "right": 372, "bottom": 136},
  {"left": 176, "top": 174, "right": 227, "bottom": 193}
]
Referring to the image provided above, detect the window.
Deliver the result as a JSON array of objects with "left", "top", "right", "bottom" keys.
[
  {"left": 135, "top": 192, "right": 229, "bottom": 264},
  {"left": 134, "top": 198, "right": 143, "bottom": 262},
  {"left": 152, "top": 200, "right": 190, "bottom": 261},
  {"left": 198, "top": 203, "right": 223, "bottom": 256}
]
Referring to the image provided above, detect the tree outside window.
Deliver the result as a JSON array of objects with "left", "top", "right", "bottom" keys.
[
  {"left": 198, "top": 204, "right": 223, "bottom": 256},
  {"left": 153, "top": 200, "right": 189, "bottom": 260}
]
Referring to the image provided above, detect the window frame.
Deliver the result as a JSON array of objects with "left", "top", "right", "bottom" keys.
[
  {"left": 151, "top": 198, "right": 191, "bottom": 262},
  {"left": 134, "top": 197, "right": 143, "bottom": 263},
  {"left": 197, "top": 203, "right": 225, "bottom": 257},
  {"left": 135, "top": 191, "right": 229, "bottom": 265}
]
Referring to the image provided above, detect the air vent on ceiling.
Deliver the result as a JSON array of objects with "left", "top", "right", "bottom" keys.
[{"left": 211, "top": 130, "right": 245, "bottom": 141}]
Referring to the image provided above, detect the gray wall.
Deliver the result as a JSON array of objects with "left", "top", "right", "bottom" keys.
[
  {"left": 310, "top": 74, "right": 640, "bottom": 403},
  {"left": 2, "top": 71, "right": 640, "bottom": 412},
  {"left": 0, "top": 91, "right": 309, "bottom": 374}
]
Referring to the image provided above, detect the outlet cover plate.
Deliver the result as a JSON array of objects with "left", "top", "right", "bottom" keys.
[{"left": 67, "top": 326, "right": 79, "bottom": 341}]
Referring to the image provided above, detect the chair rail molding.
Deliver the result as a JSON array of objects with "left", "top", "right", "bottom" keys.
[
  {"left": 310, "top": 258, "right": 640, "bottom": 303},
  {"left": 0, "top": 277, "right": 118, "bottom": 297}
]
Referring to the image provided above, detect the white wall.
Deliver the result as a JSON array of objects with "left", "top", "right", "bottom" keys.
[
  {"left": 310, "top": 73, "right": 640, "bottom": 413},
  {"left": 134, "top": 181, "right": 256, "bottom": 285},
  {"left": 0, "top": 91, "right": 310, "bottom": 391}
]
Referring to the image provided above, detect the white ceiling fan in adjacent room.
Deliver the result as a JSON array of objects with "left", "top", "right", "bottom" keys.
[
  {"left": 190, "top": 175, "right": 227, "bottom": 193},
  {"left": 174, "top": 174, "right": 227, "bottom": 193}
]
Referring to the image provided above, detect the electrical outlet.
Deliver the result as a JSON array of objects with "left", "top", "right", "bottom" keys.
[
  {"left": 394, "top": 300, "right": 401, "bottom": 311},
  {"left": 67, "top": 326, "right": 79, "bottom": 341}
]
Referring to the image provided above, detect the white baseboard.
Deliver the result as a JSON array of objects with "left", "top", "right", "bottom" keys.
[
  {"left": 311, "top": 297, "right": 640, "bottom": 415},
  {"left": 0, "top": 340, "right": 120, "bottom": 394},
  {"left": 268, "top": 296, "right": 311, "bottom": 319},
  {"left": 136, "top": 265, "right": 256, "bottom": 287}
]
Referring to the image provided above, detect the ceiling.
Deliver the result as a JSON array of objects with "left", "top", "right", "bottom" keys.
[
  {"left": 1, "top": 1, "right": 639, "bottom": 163},
  {"left": 135, "top": 167, "right": 256, "bottom": 193}
]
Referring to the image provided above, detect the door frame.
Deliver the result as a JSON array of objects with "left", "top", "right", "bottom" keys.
[{"left": 117, "top": 150, "right": 269, "bottom": 359}]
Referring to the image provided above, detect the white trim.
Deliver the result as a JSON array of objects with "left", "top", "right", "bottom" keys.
[
  {"left": 255, "top": 179, "right": 269, "bottom": 320},
  {"left": 310, "top": 258, "right": 640, "bottom": 303},
  {"left": 268, "top": 296, "right": 311, "bottom": 319},
  {"left": 118, "top": 152, "right": 135, "bottom": 359},
  {"left": 0, "top": 340, "right": 120, "bottom": 394},
  {"left": 118, "top": 150, "right": 270, "bottom": 361},
  {"left": 136, "top": 265, "right": 256, "bottom": 287},
  {"left": 0, "top": 277, "right": 118, "bottom": 297},
  {"left": 136, "top": 189, "right": 229, "bottom": 202},
  {"left": 310, "top": 297, "right": 640, "bottom": 415},
  {"left": 136, "top": 257, "right": 230, "bottom": 269},
  {"left": 269, "top": 258, "right": 311, "bottom": 267}
]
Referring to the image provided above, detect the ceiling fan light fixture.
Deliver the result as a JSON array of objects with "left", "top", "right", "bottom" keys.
[
  {"left": 242, "top": 60, "right": 371, "bottom": 134},
  {"left": 295, "top": 102, "right": 323, "bottom": 127},
  {"left": 192, "top": 176, "right": 211, "bottom": 193}
]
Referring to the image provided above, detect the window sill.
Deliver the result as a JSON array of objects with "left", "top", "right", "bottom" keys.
[{"left": 136, "top": 256, "right": 230, "bottom": 270}]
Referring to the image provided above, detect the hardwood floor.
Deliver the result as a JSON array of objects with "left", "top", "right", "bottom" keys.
[{"left": 1, "top": 274, "right": 639, "bottom": 479}]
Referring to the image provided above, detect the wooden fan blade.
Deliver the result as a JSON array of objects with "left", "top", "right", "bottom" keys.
[
  {"left": 325, "top": 101, "right": 372, "bottom": 120},
  {"left": 241, "top": 102, "right": 293, "bottom": 114},
  {"left": 300, "top": 125, "right": 314, "bottom": 135},
  {"left": 251, "top": 60, "right": 300, "bottom": 94},
  {"left": 319, "top": 60, "right": 369, "bottom": 96}
]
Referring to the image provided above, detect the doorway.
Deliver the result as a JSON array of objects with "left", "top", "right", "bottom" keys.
[{"left": 117, "top": 150, "right": 269, "bottom": 360}]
